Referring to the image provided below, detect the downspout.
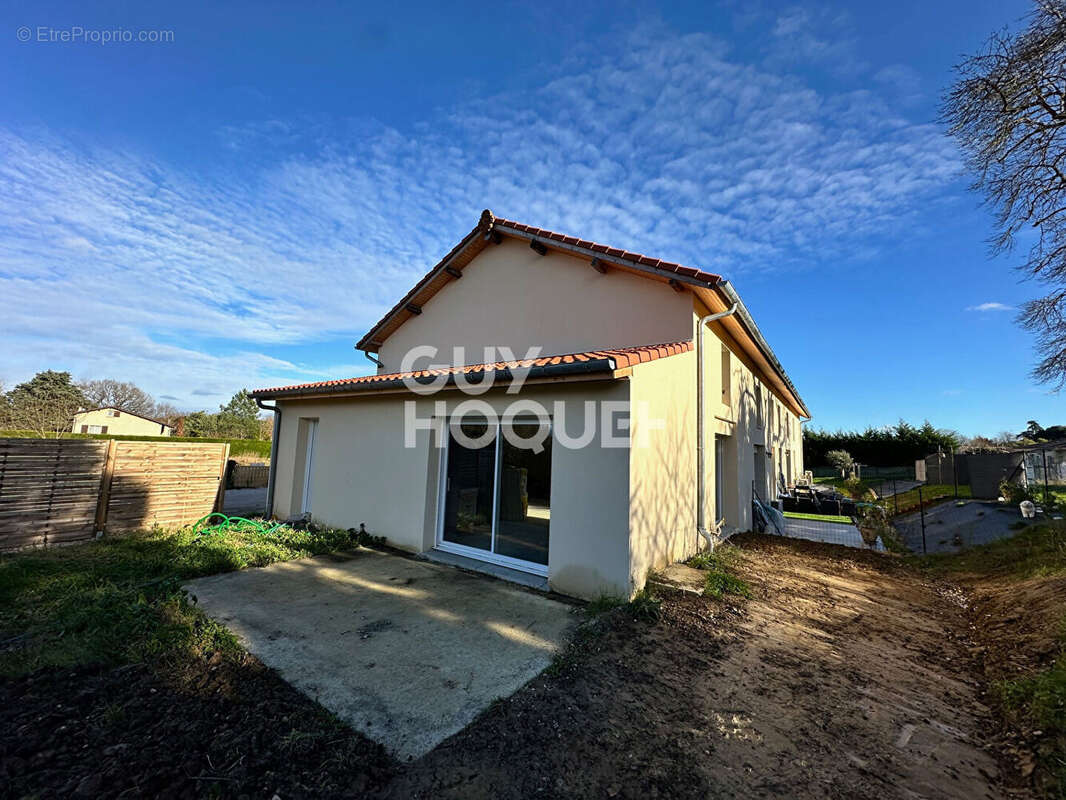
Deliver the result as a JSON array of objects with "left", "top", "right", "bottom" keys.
[
  {"left": 256, "top": 398, "right": 281, "bottom": 519},
  {"left": 362, "top": 349, "right": 384, "bottom": 370},
  {"left": 697, "top": 302, "right": 738, "bottom": 549}
]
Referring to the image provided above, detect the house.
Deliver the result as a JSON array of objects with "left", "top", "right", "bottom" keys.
[
  {"left": 72, "top": 407, "right": 174, "bottom": 437},
  {"left": 252, "top": 211, "right": 808, "bottom": 599}
]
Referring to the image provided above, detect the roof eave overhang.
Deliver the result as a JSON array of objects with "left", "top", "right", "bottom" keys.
[
  {"left": 251, "top": 358, "right": 624, "bottom": 401},
  {"left": 695, "top": 281, "right": 810, "bottom": 419}
]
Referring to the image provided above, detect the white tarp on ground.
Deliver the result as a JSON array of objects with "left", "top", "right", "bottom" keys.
[{"left": 781, "top": 516, "right": 884, "bottom": 552}]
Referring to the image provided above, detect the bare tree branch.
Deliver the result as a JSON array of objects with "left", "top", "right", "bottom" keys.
[{"left": 944, "top": 1, "right": 1066, "bottom": 385}]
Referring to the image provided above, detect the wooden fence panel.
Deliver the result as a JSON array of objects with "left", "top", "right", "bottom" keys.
[
  {"left": 0, "top": 439, "right": 109, "bottom": 550},
  {"left": 230, "top": 464, "right": 269, "bottom": 489},
  {"left": 105, "top": 441, "right": 229, "bottom": 532},
  {"left": 0, "top": 438, "right": 230, "bottom": 550}
]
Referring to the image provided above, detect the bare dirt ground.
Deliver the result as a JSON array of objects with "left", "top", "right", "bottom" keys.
[
  {"left": 381, "top": 533, "right": 1018, "bottom": 800},
  {"left": 1, "top": 534, "right": 1027, "bottom": 799}
]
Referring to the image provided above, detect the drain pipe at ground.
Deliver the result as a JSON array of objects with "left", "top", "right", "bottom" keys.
[
  {"left": 697, "top": 302, "right": 738, "bottom": 550},
  {"left": 255, "top": 398, "right": 281, "bottom": 519}
]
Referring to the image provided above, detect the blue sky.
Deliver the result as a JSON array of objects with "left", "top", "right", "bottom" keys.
[{"left": 0, "top": 0, "right": 1055, "bottom": 436}]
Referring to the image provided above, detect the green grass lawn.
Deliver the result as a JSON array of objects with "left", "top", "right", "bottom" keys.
[
  {"left": 783, "top": 511, "right": 854, "bottom": 524},
  {"left": 812, "top": 476, "right": 880, "bottom": 491},
  {"left": 0, "top": 523, "right": 374, "bottom": 676},
  {"left": 918, "top": 522, "right": 1066, "bottom": 581}
]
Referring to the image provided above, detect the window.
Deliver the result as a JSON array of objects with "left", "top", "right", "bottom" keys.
[
  {"left": 87, "top": 425, "right": 106, "bottom": 434},
  {"left": 720, "top": 345, "right": 731, "bottom": 404},
  {"left": 714, "top": 435, "right": 726, "bottom": 522},
  {"left": 107, "top": 410, "right": 120, "bottom": 418},
  {"left": 755, "top": 383, "right": 763, "bottom": 428},
  {"left": 753, "top": 444, "right": 766, "bottom": 499}
]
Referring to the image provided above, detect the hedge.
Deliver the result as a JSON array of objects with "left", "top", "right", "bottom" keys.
[{"left": 0, "top": 431, "right": 272, "bottom": 459}]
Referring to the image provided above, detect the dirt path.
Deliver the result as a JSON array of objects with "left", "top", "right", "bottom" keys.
[{"left": 382, "top": 534, "right": 1018, "bottom": 799}]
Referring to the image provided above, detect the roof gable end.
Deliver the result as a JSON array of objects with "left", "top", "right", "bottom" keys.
[{"left": 355, "top": 210, "right": 721, "bottom": 352}]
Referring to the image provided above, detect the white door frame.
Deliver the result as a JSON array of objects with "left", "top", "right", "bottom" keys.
[
  {"left": 434, "top": 416, "right": 550, "bottom": 577},
  {"left": 301, "top": 418, "right": 317, "bottom": 515}
]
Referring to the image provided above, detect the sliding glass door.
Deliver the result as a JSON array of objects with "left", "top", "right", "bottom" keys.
[
  {"left": 437, "top": 419, "right": 551, "bottom": 575},
  {"left": 441, "top": 421, "right": 496, "bottom": 553}
]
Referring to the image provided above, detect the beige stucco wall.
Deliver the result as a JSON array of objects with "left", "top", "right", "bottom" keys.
[
  {"left": 624, "top": 303, "right": 808, "bottom": 590},
  {"left": 627, "top": 350, "right": 698, "bottom": 589},
  {"left": 695, "top": 302, "right": 804, "bottom": 537},
  {"left": 272, "top": 379, "right": 635, "bottom": 600},
  {"left": 376, "top": 238, "right": 693, "bottom": 371},
  {"left": 72, "top": 408, "right": 172, "bottom": 436},
  {"left": 622, "top": 307, "right": 801, "bottom": 597}
]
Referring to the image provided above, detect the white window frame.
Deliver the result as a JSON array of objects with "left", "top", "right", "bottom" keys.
[{"left": 434, "top": 414, "right": 551, "bottom": 577}]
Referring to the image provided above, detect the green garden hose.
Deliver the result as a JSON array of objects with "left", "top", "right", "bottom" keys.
[{"left": 191, "top": 513, "right": 287, "bottom": 538}]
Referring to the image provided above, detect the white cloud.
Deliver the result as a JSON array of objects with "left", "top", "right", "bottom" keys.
[
  {"left": 966, "top": 302, "right": 1016, "bottom": 312},
  {"left": 0, "top": 22, "right": 959, "bottom": 403}
]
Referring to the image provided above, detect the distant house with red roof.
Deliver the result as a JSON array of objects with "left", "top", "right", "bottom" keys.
[{"left": 252, "top": 210, "right": 808, "bottom": 599}]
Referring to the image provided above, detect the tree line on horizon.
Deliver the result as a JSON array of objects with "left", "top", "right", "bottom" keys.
[
  {"left": 803, "top": 419, "right": 1066, "bottom": 468},
  {"left": 803, "top": 421, "right": 960, "bottom": 469},
  {"left": 0, "top": 370, "right": 270, "bottom": 440}
]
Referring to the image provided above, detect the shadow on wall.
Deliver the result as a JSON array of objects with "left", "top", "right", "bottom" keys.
[
  {"left": 1, "top": 474, "right": 158, "bottom": 551},
  {"left": 627, "top": 363, "right": 764, "bottom": 584}
]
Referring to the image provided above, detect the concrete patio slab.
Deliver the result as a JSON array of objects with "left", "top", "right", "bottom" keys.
[{"left": 185, "top": 548, "right": 577, "bottom": 760}]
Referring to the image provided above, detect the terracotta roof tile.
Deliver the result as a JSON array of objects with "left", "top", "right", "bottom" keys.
[
  {"left": 491, "top": 214, "right": 721, "bottom": 286},
  {"left": 253, "top": 340, "right": 694, "bottom": 399}
]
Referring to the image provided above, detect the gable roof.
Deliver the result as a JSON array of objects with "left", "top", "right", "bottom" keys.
[
  {"left": 355, "top": 210, "right": 721, "bottom": 353},
  {"left": 76, "top": 407, "right": 173, "bottom": 427},
  {"left": 252, "top": 340, "right": 693, "bottom": 400},
  {"left": 351, "top": 209, "right": 808, "bottom": 418}
]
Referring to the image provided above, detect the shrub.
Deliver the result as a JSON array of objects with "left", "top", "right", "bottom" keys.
[
  {"left": 627, "top": 588, "right": 662, "bottom": 621},
  {"left": 1000, "top": 480, "right": 1035, "bottom": 505},
  {"left": 826, "top": 449, "right": 855, "bottom": 477},
  {"left": 841, "top": 476, "right": 865, "bottom": 499},
  {"left": 586, "top": 594, "right": 625, "bottom": 615}
]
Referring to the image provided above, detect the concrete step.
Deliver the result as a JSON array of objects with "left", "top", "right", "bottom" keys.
[{"left": 648, "top": 563, "right": 706, "bottom": 596}]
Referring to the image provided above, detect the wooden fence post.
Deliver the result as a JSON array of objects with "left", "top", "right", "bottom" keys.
[
  {"left": 94, "top": 439, "right": 118, "bottom": 536},
  {"left": 213, "top": 443, "right": 231, "bottom": 513}
]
